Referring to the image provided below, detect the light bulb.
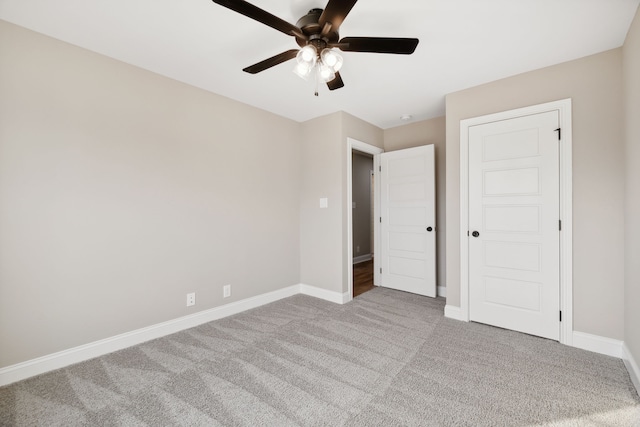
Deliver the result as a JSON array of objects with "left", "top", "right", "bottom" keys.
[
  {"left": 293, "top": 62, "right": 312, "bottom": 80},
  {"left": 321, "top": 49, "right": 337, "bottom": 66},
  {"left": 296, "top": 45, "right": 317, "bottom": 66},
  {"left": 301, "top": 46, "right": 315, "bottom": 61},
  {"left": 321, "top": 48, "right": 343, "bottom": 72},
  {"left": 318, "top": 63, "right": 335, "bottom": 82}
]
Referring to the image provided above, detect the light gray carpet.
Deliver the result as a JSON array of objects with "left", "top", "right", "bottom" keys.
[{"left": 1, "top": 287, "right": 639, "bottom": 426}]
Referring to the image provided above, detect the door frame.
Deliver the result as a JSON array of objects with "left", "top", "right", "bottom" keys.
[
  {"left": 459, "top": 99, "right": 573, "bottom": 345},
  {"left": 347, "top": 137, "right": 383, "bottom": 301}
]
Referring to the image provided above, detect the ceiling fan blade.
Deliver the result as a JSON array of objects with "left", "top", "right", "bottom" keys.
[
  {"left": 211, "top": 0, "right": 301, "bottom": 36},
  {"left": 318, "top": 0, "right": 358, "bottom": 31},
  {"left": 242, "top": 49, "right": 299, "bottom": 74},
  {"left": 339, "top": 37, "right": 419, "bottom": 54},
  {"left": 327, "top": 72, "right": 344, "bottom": 90}
]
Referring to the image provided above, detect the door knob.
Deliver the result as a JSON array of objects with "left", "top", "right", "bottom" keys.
[
  {"left": 426, "top": 226, "right": 433, "bottom": 232},
  {"left": 472, "top": 231, "right": 480, "bottom": 238}
]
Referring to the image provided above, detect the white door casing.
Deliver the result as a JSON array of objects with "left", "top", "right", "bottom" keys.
[
  {"left": 468, "top": 110, "right": 560, "bottom": 340},
  {"left": 456, "top": 99, "right": 573, "bottom": 345},
  {"left": 347, "top": 138, "right": 384, "bottom": 302},
  {"left": 380, "top": 145, "right": 436, "bottom": 297}
]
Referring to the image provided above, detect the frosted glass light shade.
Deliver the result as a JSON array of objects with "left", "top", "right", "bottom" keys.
[
  {"left": 296, "top": 45, "right": 317, "bottom": 66},
  {"left": 321, "top": 49, "right": 343, "bottom": 72},
  {"left": 318, "top": 63, "right": 335, "bottom": 82},
  {"left": 293, "top": 62, "right": 312, "bottom": 79}
]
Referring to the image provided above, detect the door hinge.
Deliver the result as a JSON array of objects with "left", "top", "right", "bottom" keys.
[
  {"left": 554, "top": 128, "right": 561, "bottom": 141},
  {"left": 379, "top": 217, "right": 382, "bottom": 223},
  {"left": 559, "top": 220, "right": 562, "bottom": 231},
  {"left": 380, "top": 268, "right": 382, "bottom": 274},
  {"left": 467, "top": 230, "right": 470, "bottom": 237},
  {"left": 379, "top": 165, "right": 382, "bottom": 172},
  {"left": 559, "top": 311, "right": 562, "bottom": 322}
]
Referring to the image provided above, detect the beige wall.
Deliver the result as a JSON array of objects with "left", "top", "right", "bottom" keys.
[
  {"left": 384, "top": 116, "right": 446, "bottom": 153},
  {"left": 384, "top": 116, "right": 446, "bottom": 289},
  {"left": 0, "top": 21, "right": 302, "bottom": 368},
  {"left": 445, "top": 49, "right": 625, "bottom": 339},
  {"left": 342, "top": 112, "right": 385, "bottom": 151},
  {"left": 299, "top": 112, "right": 384, "bottom": 294},
  {"left": 352, "top": 152, "right": 373, "bottom": 257},
  {"left": 623, "top": 8, "right": 640, "bottom": 368},
  {"left": 299, "top": 113, "right": 344, "bottom": 293},
  {"left": 0, "top": 21, "right": 386, "bottom": 368}
]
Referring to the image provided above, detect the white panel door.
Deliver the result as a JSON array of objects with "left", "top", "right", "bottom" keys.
[
  {"left": 380, "top": 145, "right": 436, "bottom": 297},
  {"left": 468, "top": 111, "right": 560, "bottom": 340}
]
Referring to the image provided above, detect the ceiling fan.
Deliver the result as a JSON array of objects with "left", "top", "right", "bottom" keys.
[{"left": 211, "top": 0, "right": 419, "bottom": 94}]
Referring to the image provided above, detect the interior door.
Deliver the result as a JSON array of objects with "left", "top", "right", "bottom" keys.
[
  {"left": 468, "top": 110, "right": 560, "bottom": 340},
  {"left": 380, "top": 145, "right": 436, "bottom": 297}
]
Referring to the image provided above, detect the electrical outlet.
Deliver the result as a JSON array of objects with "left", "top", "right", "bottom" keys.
[
  {"left": 186, "top": 292, "right": 196, "bottom": 307},
  {"left": 223, "top": 284, "right": 231, "bottom": 298}
]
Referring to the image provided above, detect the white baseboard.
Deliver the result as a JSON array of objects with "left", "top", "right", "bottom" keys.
[
  {"left": 571, "top": 331, "right": 624, "bottom": 358},
  {"left": 437, "top": 286, "right": 446, "bottom": 298},
  {"left": 6, "top": 283, "right": 635, "bottom": 394},
  {"left": 0, "top": 283, "right": 351, "bottom": 386},
  {"left": 438, "top": 308, "right": 628, "bottom": 362},
  {"left": 0, "top": 285, "right": 300, "bottom": 387},
  {"left": 299, "top": 283, "right": 350, "bottom": 304},
  {"left": 353, "top": 254, "right": 373, "bottom": 264},
  {"left": 623, "top": 343, "right": 640, "bottom": 396},
  {"left": 444, "top": 305, "right": 467, "bottom": 321}
]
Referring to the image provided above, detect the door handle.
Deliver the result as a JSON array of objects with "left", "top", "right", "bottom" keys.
[
  {"left": 426, "top": 226, "right": 433, "bottom": 232},
  {"left": 472, "top": 231, "right": 480, "bottom": 238}
]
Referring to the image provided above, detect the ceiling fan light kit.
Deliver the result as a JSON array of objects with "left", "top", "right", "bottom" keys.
[
  {"left": 294, "top": 46, "right": 342, "bottom": 83},
  {"left": 211, "top": 0, "right": 419, "bottom": 94}
]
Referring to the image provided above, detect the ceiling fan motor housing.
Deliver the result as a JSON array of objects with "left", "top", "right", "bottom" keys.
[{"left": 295, "top": 8, "right": 339, "bottom": 49}]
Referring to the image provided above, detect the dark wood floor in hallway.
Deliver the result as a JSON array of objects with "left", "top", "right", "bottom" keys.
[{"left": 353, "top": 259, "right": 374, "bottom": 297}]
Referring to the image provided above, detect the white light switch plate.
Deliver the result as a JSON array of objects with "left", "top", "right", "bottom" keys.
[{"left": 319, "top": 198, "right": 328, "bottom": 208}]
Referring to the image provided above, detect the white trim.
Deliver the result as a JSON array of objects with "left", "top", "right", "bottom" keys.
[
  {"left": 459, "top": 115, "right": 470, "bottom": 322},
  {"left": 353, "top": 254, "right": 373, "bottom": 264},
  {"left": 444, "top": 305, "right": 465, "bottom": 321},
  {"left": 373, "top": 154, "right": 381, "bottom": 287},
  {"left": 622, "top": 343, "right": 640, "bottom": 396},
  {"left": 571, "top": 331, "right": 623, "bottom": 358},
  {"left": 299, "top": 283, "right": 350, "bottom": 304},
  {"left": 459, "top": 99, "right": 573, "bottom": 344},
  {"left": 0, "top": 285, "right": 300, "bottom": 387},
  {"left": 347, "top": 137, "right": 383, "bottom": 302},
  {"left": 557, "top": 101, "right": 574, "bottom": 346},
  {"left": 437, "top": 286, "right": 447, "bottom": 298}
]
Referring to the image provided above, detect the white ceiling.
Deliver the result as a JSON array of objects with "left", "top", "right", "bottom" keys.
[{"left": 1, "top": 0, "right": 638, "bottom": 129}]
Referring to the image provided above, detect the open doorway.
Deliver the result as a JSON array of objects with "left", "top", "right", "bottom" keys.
[
  {"left": 347, "top": 138, "right": 383, "bottom": 301},
  {"left": 352, "top": 151, "right": 374, "bottom": 297},
  {"left": 344, "top": 138, "right": 384, "bottom": 302}
]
